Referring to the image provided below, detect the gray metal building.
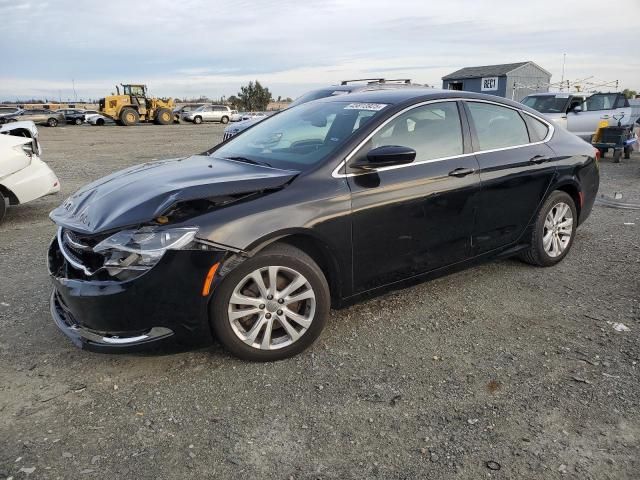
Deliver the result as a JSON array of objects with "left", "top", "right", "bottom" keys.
[{"left": 442, "top": 61, "right": 551, "bottom": 101}]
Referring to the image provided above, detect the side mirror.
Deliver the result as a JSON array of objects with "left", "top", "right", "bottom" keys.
[
  {"left": 351, "top": 145, "right": 416, "bottom": 170},
  {"left": 571, "top": 105, "right": 582, "bottom": 113}
]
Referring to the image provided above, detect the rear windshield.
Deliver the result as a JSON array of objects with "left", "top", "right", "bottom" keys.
[{"left": 522, "top": 95, "right": 570, "bottom": 113}]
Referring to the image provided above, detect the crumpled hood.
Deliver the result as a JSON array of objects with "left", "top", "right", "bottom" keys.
[{"left": 50, "top": 155, "right": 298, "bottom": 234}]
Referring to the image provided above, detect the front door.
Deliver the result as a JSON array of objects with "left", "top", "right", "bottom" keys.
[
  {"left": 347, "top": 101, "right": 482, "bottom": 293},
  {"left": 463, "top": 101, "right": 557, "bottom": 253}
]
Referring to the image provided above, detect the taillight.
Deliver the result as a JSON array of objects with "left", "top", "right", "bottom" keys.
[{"left": 594, "top": 148, "right": 600, "bottom": 162}]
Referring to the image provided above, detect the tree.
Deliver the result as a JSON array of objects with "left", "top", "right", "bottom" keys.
[
  {"left": 237, "top": 80, "right": 272, "bottom": 111},
  {"left": 622, "top": 88, "right": 637, "bottom": 99},
  {"left": 227, "top": 95, "right": 239, "bottom": 108}
]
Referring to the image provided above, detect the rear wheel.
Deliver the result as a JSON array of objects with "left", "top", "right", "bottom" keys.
[
  {"left": 47, "top": 118, "right": 58, "bottom": 127},
  {"left": 119, "top": 107, "right": 139, "bottom": 126},
  {"left": 612, "top": 149, "right": 622, "bottom": 163},
  {"left": 220, "top": 115, "right": 229, "bottom": 124},
  {"left": 0, "top": 191, "right": 6, "bottom": 224},
  {"left": 210, "top": 244, "right": 330, "bottom": 361},
  {"left": 96, "top": 118, "right": 105, "bottom": 126},
  {"left": 193, "top": 116, "right": 202, "bottom": 125},
  {"left": 154, "top": 108, "right": 172, "bottom": 125},
  {"left": 519, "top": 191, "right": 577, "bottom": 267}
]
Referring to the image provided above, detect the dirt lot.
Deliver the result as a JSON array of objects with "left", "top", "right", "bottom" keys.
[{"left": 1, "top": 123, "right": 638, "bottom": 479}]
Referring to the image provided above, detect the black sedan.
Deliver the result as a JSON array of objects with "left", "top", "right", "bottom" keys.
[{"left": 48, "top": 89, "right": 599, "bottom": 361}]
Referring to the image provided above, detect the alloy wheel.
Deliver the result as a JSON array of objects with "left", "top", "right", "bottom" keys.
[
  {"left": 227, "top": 266, "right": 316, "bottom": 350},
  {"left": 543, "top": 202, "right": 573, "bottom": 258}
]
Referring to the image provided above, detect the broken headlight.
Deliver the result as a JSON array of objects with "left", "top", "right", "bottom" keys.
[{"left": 94, "top": 226, "right": 198, "bottom": 276}]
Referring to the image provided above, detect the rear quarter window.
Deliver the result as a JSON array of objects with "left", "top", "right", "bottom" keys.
[{"left": 524, "top": 115, "right": 549, "bottom": 142}]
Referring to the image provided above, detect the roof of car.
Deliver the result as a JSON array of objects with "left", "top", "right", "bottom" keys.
[
  {"left": 526, "top": 92, "right": 589, "bottom": 97},
  {"left": 312, "top": 88, "right": 530, "bottom": 108}
]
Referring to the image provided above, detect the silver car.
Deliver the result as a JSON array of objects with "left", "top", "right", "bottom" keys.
[
  {"left": 522, "top": 92, "right": 640, "bottom": 140},
  {"left": 2, "top": 108, "right": 65, "bottom": 127},
  {"left": 183, "top": 105, "right": 233, "bottom": 124}
]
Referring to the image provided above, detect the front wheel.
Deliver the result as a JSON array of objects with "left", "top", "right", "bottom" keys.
[
  {"left": 519, "top": 191, "right": 577, "bottom": 267},
  {"left": 154, "top": 108, "right": 172, "bottom": 125},
  {"left": 74, "top": 118, "right": 82, "bottom": 125},
  {"left": 193, "top": 116, "right": 202, "bottom": 124},
  {"left": 0, "top": 191, "right": 7, "bottom": 224},
  {"left": 210, "top": 244, "right": 330, "bottom": 361},
  {"left": 220, "top": 116, "right": 229, "bottom": 124}
]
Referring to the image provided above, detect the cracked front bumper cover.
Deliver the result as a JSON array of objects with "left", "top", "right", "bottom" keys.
[
  {"left": 51, "top": 290, "right": 174, "bottom": 351},
  {"left": 48, "top": 235, "right": 228, "bottom": 352}
]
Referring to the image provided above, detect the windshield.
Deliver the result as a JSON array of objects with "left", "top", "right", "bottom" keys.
[
  {"left": 289, "top": 89, "right": 351, "bottom": 108},
  {"left": 522, "top": 95, "right": 570, "bottom": 113},
  {"left": 212, "top": 100, "right": 388, "bottom": 171}
]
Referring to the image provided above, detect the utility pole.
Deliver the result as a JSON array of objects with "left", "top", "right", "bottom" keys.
[
  {"left": 560, "top": 53, "right": 566, "bottom": 91},
  {"left": 72, "top": 78, "right": 77, "bottom": 102}
]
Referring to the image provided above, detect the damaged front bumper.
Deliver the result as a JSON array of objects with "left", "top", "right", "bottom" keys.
[{"left": 48, "top": 234, "right": 228, "bottom": 352}]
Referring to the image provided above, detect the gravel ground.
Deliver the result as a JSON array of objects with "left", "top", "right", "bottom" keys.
[{"left": 1, "top": 123, "right": 638, "bottom": 480}]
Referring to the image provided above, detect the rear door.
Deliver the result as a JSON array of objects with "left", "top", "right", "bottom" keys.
[
  {"left": 347, "top": 100, "right": 482, "bottom": 292},
  {"left": 567, "top": 93, "right": 621, "bottom": 139},
  {"left": 464, "top": 101, "right": 557, "bottom": 254}
]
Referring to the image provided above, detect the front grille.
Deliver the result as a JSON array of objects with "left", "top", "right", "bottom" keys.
[{"left": 59, "top": 228, "right": 108, "bottom": 275}]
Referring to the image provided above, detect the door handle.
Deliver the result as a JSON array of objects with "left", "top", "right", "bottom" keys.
[
  {"left": 448, "top": 167, "right": 475, "bottom": 177},
  {"left": 529, "top": 155, "right": 550, "bottom": 164}
]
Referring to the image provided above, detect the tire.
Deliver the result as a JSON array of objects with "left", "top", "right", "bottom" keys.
[
  {"left": 47, "top": 118, "right": 58, "bottom": 127},
  {"left": 193, "top": 116, "right": 202, "bottom": 125},
  {"left": 0, "top": 191, "right": 7, "bottom": 224},
  {"left": 598, "top": 148, "right": 606, "bottom": 158},
  {"left": 96, "top": 118, "right": 105, "bottom": 126},
  {"left": 220, "top": 116, "right": 229, "bottom": 124},
  {"left": 624, "top": 147, "right": 632, "bottom": 159},
  {"left": 519, "top": 191, "right": 577, "bottom": 267},
  {"left": 154, "top": 108, "right": 172, "bottom": 125},
  {"left": 74, "top": 118, "right": 82, "bottom": 125},
  {"left": 119, "top": 107, "right": 139, "bottom": 126},
  {"left": 612, "top": 150, "right": 622, "bottom": 163},
  {"left": 210, "top": 243, "right": 330, "bottom": 361}
]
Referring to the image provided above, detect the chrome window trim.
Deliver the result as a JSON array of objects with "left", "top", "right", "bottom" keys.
[{"left": 331, "top": 97, "right": 555, "bottom": 178}]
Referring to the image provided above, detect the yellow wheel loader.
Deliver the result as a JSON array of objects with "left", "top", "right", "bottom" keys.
[{"left": 98, "top": 84, "right": 176, "bottom": 126}]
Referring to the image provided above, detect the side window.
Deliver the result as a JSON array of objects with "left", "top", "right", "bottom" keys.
[
  {"left": 585, "top": 94, "right": 617, "bottom": 111},
  {"left": 524, "top": 115, "right": 549, "bottom": 142},
  {"left": 467, "top": 102, "right": 530, "bottom": 150},
  {"left": 614, "top": 95, "right": 628, "bottom": 109},
  {"left": 365, "top": 101, "right": 463, "bottom": 161}
]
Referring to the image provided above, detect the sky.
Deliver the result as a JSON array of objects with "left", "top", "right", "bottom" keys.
[{"left": 0, "top": 0, "right": 638, "bottom": 102}]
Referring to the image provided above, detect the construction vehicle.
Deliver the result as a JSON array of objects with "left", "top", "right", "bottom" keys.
[{"left": 98, "top": 84, "right": 175, "bottom": 126}]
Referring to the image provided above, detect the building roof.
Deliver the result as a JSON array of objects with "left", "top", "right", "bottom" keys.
[{"left": 442, "top": 61, "right": 549, "bottom": 80}]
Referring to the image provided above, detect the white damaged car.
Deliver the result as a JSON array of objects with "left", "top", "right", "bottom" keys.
[{"left": 0, "top": 121, "right": 60, "bottom": 223}]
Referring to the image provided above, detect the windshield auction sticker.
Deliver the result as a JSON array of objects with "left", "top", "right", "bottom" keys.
[{"left": 344, "top": 103, "right": 388, "bottom": 111}]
